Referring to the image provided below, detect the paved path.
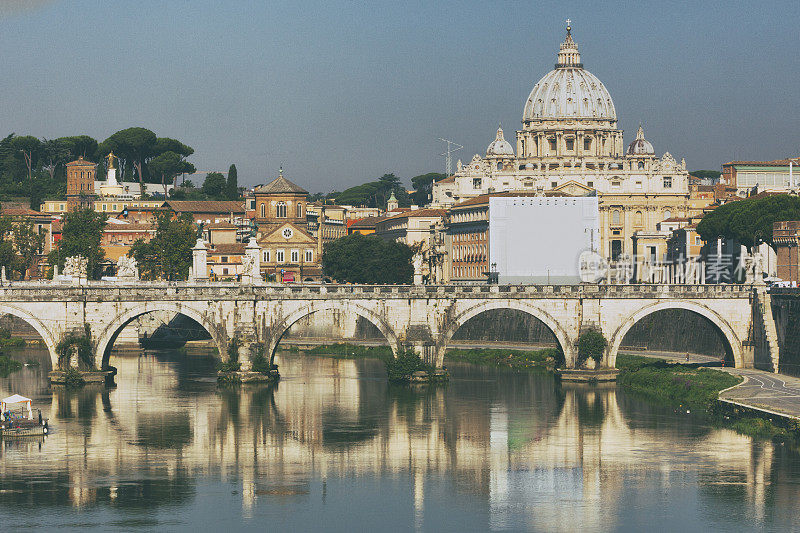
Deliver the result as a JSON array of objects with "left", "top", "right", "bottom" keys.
[{"left": 718, "top": 369, "right": 800, "bottom": 420}]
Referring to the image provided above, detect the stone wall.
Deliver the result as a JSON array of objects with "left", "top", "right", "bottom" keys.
[
  {"left": 770, "top": 293, "right": 800, "bottom": 376},
  {"left": 620, "top": 308, "right": 726, "bottom": 356}
]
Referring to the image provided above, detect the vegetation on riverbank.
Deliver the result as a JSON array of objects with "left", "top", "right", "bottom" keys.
[
  {"left": 0, "top": 328, "right": 25, "bottom": 348},
  {"left": 383, "top": 350, "right": 445, "bottom": 384},
  {"left": 445, "top": 347, "right": 560, "bottom": 371},
  {"left": 0, "top": 354, "right": 22, "bottom": 377},
  {"left": 616, "top": 354, "right": 800, "bottom": 444}
]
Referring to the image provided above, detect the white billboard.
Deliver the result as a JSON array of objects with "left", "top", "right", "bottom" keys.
[{"left": 489, "top": 196, "right": 599, "bottom": 284}]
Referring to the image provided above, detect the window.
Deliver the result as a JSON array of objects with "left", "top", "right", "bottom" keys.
[
  {"left": 611, "top": 240, "right": 622, "bottom": 261},
  {"left": 587, "top": 181, "right": 593, "bottom": 188},
  {"left": 102, "top": 204, "right": 107, "bottom": 211},
  {"left": 695, "top": 236, "right": 701, "bottom": 245},
  {"left": 112, "top": 204, "right": 117, "bottom": 211},
  {"left": 611, "top": 179, "right": 621, "bottom": 189},
  {"left": 276, "top": 202, "right": 287, "bottom": 218},
  {"left": 223, "top": 268, "right": 229, "bottom": 276},
  {"left": 221, "top": 256, "right": 228, "bottom": 263},
  {"left": 260, "top": 203, "right": 266, "bottom": 218},
  {"left": 497, "top": 162, "right": 503, "bottom": 170},
  {"left": 664, "top": 210, "right": 672, "bottom": 220},
  {"left": 551, "top": 181, "right": 558, "bottom": 188},
  {"left": 638, "top": 161, "right": 645, "bottom": 170},
  {"left": 663, "top": 176, "right": 672, "bottom": 188},
  {"left": 634, "top": 211, "right": 643, "bottom": 227},
  {"left": 611, "top": 209, "right": 621, "bottom": 225},
  {"left": 276, "top": 250, "right": 284, "bottom": 263},
  {"left": 549, "top": 138, "right": 557, "bottom": 152},
  {"left": 305, "top": 249, "right": 313, "bottom": 262},
  {"left": 59, "top": 204, "right": 65, "bottom": 211},
  {"left": 296, "top": 202, "right": 303, "bottom": 218},
  {"left": 584, "top": 137, "right": 592, "bottom": 151},
  {"left": 566, "top": 138, "right": 574, "bottom": 151},
  {"left": 291, "top": 250, "right": 299, "bottom": 262},
  {"left": 520, "top": 139, "right": 525, "bottom": 155},
  {"left": 263, "top": 251, "right": 270, "bottom": 262},
  {"left": 472, "top": 178, "right": 482, "bottom": 189}
]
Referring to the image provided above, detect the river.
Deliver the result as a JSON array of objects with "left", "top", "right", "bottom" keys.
[{"left": 1, "top": 346, "right": 799, "bottom": 531}]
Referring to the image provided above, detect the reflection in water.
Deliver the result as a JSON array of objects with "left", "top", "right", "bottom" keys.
[{"left": 0, "top": 347, "right": 799, "bottom": 530}]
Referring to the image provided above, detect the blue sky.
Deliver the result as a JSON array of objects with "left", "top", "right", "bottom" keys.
[{"left": 0, "top": 0, "right": 798, "bottom": 191}]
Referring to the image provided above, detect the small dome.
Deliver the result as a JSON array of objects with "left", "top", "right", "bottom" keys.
[
  {"left": 627, "top": 126, "right": 654, "bottom": 155},
  {"left": 486, "top": 126, "right": 514, "bottom": 157}
]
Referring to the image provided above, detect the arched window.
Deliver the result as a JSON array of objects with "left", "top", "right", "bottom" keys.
[
  {"left": 296, "top": 202, "right": 303, "bottom": 218},
  {"left": 663, "top": 210, "right": 672, "bottom": 220},
  {"left": 260, "top": 203, "right": 266, "bottom": 218},
  {"left": 634, "top": 211, "right": 643, "bottom": 227},
  {"left": 276, "top": 202, "right": 287, "bottom": 218},
  {"left": 638, "top": 161, "right": 645, "bottom": 170},
  {"left": 497, "top": 162, "right": 503, "bottom": 170},
  {"left": 612, "top": 209, "right": 621, "bottom": 225}
]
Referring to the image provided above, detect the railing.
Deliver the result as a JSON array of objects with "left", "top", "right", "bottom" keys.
[{"left": 0, "top": 281, "right": 755, "bottom": 300}]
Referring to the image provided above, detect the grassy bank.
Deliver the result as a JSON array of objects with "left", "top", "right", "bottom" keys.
[
  {"left": 282, "top": 343, "right": 394, "bottom": 359},
  {"left": 617, "top": 354, "right": 800, "bottom": 443},
  {"left": 445, "top": 347, "right": 560, "bottom": 371},
  {"left": 0, "top": 354, "right": 22, "bottom": 377}
]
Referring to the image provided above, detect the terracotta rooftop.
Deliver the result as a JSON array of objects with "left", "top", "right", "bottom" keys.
[
  {"left": 163, "top": 200, "right": 245, "bottom": 214},
  {"left": 254, "top": 175, "right": 308, "bottom": 195},
  {"left": 206, "top": 221, "right": 237, "bottom": 229},
  {"left": 379, "top": 208, "right": 446, "bottom": 222},
  {"left": 103, "top": 223, "right": 154, "bottom": 232},
  {"left": 1, "top": 207, "right": 46, "bottom": 217},
  {"left": 349, "top": 216, "right": 383, "bottom": 229},
  {"left": 66, "top": 157, "right": 96, "bottom": 166},
  {"left": 209, "top": 243, "right": 246, "bottom": 255},
  {"left": 724, "top": 158, "right": 800, "bottom": 167}
]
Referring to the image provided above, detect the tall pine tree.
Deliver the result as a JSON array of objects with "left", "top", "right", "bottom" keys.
[{"left": 226, "top": 164, "right": 238, "bottom": 200}]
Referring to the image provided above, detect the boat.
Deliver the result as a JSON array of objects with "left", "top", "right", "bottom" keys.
[{"left": 1, "top": 394, "right": 49, "bottom": 437}]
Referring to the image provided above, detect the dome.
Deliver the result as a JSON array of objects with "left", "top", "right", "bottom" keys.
[
  {"left": 627, "top": 126, "right": 654, "bottom": 155},
  {"left": 522, "top": 25, "right": 616, "bottom": 123},
  {"left": 486, "top": 126, "right": 514, "bottom": 157}
]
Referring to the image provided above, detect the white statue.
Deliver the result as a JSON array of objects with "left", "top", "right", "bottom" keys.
[
  {"left": 242, "top": 253, "right": 255, "bottom": 275},
  {"left": 63, "top": 256, "right": 88, "bottom": 279},
  {"left": 116, "top": 255, "right": 138, "bottom": 278}
]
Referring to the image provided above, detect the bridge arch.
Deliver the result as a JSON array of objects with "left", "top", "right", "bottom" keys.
[
  {"left": 94, "top": 303, "right": 227, "bottom": 370},
  {"left": 436, "top": 300, "right": 575, "bottom": 368},
  {"left": 608, "top": 300, "right": 743, "bottom": 368},
  {"left": 0, "top": 304, "right": 58, "bottom": 369},
  {"left": 267, "top": 300, "right": 400, "bottom": 363}
]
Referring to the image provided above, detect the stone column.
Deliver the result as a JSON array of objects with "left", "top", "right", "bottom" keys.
[
  {"left": 243, "top": 239, "right": 261, "bottom": 285},
  {"left": 192, "top": 239, "right": 208, "bottom": 281}
]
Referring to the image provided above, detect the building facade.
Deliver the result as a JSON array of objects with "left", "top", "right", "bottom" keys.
[
  {"left": 722, "top": 159, "right": 800, "bottom": 196},
  {"left": 65, "top": 157, "right": 96, "bottom": 210},
  {"left": 432, "top": 24, "right": 695, "bottom": 262}
]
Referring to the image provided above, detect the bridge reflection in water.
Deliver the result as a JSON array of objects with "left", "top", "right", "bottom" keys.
[{"left": 0, "top": 348, "right": 797, "bottom": 530}]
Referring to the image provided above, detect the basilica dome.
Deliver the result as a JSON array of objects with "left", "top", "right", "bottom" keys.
[
  {"left": 627, "top": 126, "right": 654, "bottom": 155},
  {"left": 522, "top": 26, "right": 616, "bottom": 123},
  {"left": 486, "top": 126, "right": 514, "bottom": 157}
]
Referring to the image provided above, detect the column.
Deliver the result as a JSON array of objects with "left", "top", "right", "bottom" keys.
[{"left": 192, "top": 239, "right": 208, "bottom": 281}]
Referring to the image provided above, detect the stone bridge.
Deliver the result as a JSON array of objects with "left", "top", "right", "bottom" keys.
[{"left": 0, "top": 282, "right": 760, "bottom": 373}]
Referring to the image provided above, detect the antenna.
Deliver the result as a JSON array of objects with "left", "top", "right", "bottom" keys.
[{"left": 438, "top": 138, "right": 464, "bottom": 176}]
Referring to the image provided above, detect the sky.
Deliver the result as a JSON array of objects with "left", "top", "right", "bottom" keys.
[{"left": 0, "top": 0, "right": 798, "bottom": 192}]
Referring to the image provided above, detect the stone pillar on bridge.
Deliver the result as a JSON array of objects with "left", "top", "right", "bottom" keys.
[
  {"left": 242, "top": 239, "right": 261, "bottom": 285},
  {"left": 192, "top": 239, "right": 208, "bottom": 282}
]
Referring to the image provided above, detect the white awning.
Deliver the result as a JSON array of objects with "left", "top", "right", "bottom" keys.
[{"left": 2, "top": 394, "right": 31, "bottom": 404}]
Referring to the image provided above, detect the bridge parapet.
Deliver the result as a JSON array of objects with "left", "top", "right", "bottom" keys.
[{"left": 0, "top": 282, "right": 754, "bottom": 302}]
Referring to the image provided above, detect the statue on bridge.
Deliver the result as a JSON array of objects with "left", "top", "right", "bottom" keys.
[
  {"left": 63, "top": 256, "right": 88, "bottom": 280},
  {"left": 116, "top": 255, "right": 138, "bottom": 280}
]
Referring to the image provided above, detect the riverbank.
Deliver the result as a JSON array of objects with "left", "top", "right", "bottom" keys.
[
  {"left": 616, "top": 354, "right": 800, "bottom": 444},
  {"left": 0, "top": 354, "right": 22, "bottom": 377}
]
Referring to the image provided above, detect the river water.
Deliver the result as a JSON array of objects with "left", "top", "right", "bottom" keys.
[{"left": 1, "top": 347, "right": 800, "bottom": 532}]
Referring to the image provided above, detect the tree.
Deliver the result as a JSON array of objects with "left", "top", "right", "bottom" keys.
[
  {"left": 226, "top": 164, "right": 238, "bottom": 200},
  {"left": 696, "top": 195, "right": 800, "bottom": 249},
  {"left": 48, "top": 209, "right": 107, "bottom": 279},
  {"left": 323, "top": 233, "right": 414, "bottom": 284},
  {"left": 153, "top": 138, "right": 194, "bottom": 189},
  {"left": 149, "top": 151, "right": 196, "bottom": 197},
  {"left": 202, "top": 172, "right": 227, "bottom": 198},
  {"left": 690, "top": 170, "right": 722, "bottom": 182},
  {"left": 577, "top": 329, "right": 607, "bottom": 366},
  {"left": 40, "top": 138, "right": 70, "bottom": 181},
  {"left": 11, "top": 218, "right": 44, "bottom": 279},
  {"left": 0, "top": 216, "right": 19, "bottom": 276},
  {"left": 101, "top": 127, "right": 157, "bottom": 197},
  {"left": 411, "top": 172, "right": 447, "bottom": 205},
  {"left": 10, "top": 136, "right": 41, "bottom": 184},
  {"left": 130, "top": 212, "right": 196, "bottom": 280},
  {"left": 58, "top": 135, "right": 98, "bottom": 160}
]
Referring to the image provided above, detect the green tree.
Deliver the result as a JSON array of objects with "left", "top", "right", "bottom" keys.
[
  {"left": 100, "top": 127, "right": 157, "bottom": 197},
  {"left": 48, "top": 209, "right": 107, "bottom": 279},
  {"left": 323, "top": 233, "right": 414, "bottom": 284},
  {"left": 226, "top": 164, "right": 238, "bottom": 200},
  {"left": 696, "top": 195, "right": 800, "bottom": 249},
  {"left": 411, "top": 172, "right": 447, "bottom": 205},
  {"left": 0, "top": 216, "right": 20, "bottom": 276},
  {"left": 153, "top": 138, "right": 194, "bottom": 189},
  {"left": 10, "top": 136, "right": 41, "bottom": 184},
  {"left": 149, "top": 151, "right": 196, "bottom": 197},
  {"left": 40, "top": 138, "right": 70, "bottom": 181},
  {"left": 58, "top": 135, "right": 98, "bottom": 160},
  {"left": 690, "top": 170, "right": 722, "bottom": 182},
  {"left": 202, "top": 172, "right": 227, "bottom": 198},
  {"left": 12, "top": 217, "right": 44, "bottom": 279},
  {"left": 130, "top": 212, "right": 196, "bottom": 280},
  {"left": 577, "top": 329, "right": 607, "bottom": 366}
]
